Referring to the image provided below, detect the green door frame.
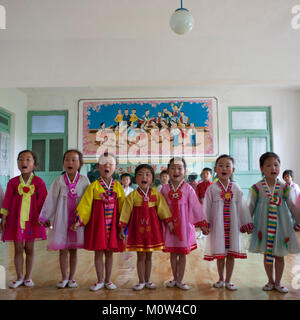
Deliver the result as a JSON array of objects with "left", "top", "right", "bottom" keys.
[
  {"left": 228, "top": 107, "right": 273, "bottom": 195},
  {"left": 0, "top": 108, "right": 11, "bottom": 190},
  {"left": 27, "top": 110, "right": 68, "bottom": 189}
]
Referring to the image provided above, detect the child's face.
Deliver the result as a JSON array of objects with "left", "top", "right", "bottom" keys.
[
  {"left": 135, "top": 168, "right": 153, "bottom": 191},
  {"left": 160, "top": 173, "right": 169, "bottom": 185},
  {"left": 215, "top": 158, "right": 234, "bottom": 182},
  {"left": 124, "top": 110, "right": 129, "bottom": 115},
  {"left": 64, "top": 152, "right": 80, "bottom": 176},
  {"left": 168, "top": 160, "right": 186, "bottom": 184},
  {"left": 121, "top": 176, "right": 131, "bottom": 188},
  {"left": 283, "top": 174, "right": 293, "bottom": 185},
  {"left": 98, "top": 155, "right": 116, "bottom": 180},
  {"left": 201, "top": 170, "right": 212, "bottom": 182},
  {"left": 260, "top": 157, "right": 280, "bottom": 181},
  {"left": 18, "top": 152, "right": 36, "bottom": 175},
  {"left": 132, "top": 109, "right": 136, "bottom": 114}
]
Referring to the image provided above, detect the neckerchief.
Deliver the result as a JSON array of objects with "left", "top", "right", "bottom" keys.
[
  {"left": 18, "top": 173, "right": 35, "bottom": 230},
  {"left": 262, "top": 178, "right": 281, "bottom": 265},
  {"left": 64, "top": 172, "right": 80, "bottom": 243},
  {"left": 136, "top": 187, "right": 157, "bottom": 234},
  {"left": 168, "top": 180, "right": 185, "bottom": 241},
  {"left": 218, "top": 180, "right": 233, "bottom": 249}
]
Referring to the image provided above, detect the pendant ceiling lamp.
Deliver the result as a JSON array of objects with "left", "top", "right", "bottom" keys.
[{"left": 170, "top": 0, "right": 194, "bottom": 35}]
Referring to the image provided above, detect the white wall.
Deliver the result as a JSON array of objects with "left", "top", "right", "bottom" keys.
[
  {"left": 0, "top": 88, "right": 27, "bottom": 177},
  {"left": 25, "top": 85, "right": 300, "bottom": 182}
]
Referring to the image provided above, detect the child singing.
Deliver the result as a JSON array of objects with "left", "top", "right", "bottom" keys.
[
  {"left": 161, "top": 157, "right": 209, "bottom": 290},
  {"left": 72, "top": 152, "right": 125, "bottom": 291},
  {"left": 0, "top": 150, "right": 47, "bottom": 288},
  {"left": 39, "top": 149, "right": 90, "bottom": 288},
  {"left": 119, "top": 164, "right": 173, "bottom": 291}
]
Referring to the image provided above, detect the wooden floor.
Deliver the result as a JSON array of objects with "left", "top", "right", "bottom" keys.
[{"left": 1, "top": 233, "right": 300, "bottom": 300}]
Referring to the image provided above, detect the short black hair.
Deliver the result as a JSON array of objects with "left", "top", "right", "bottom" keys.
[
  {"left": 215, "top": 154, "right": 235, "bottom": 166},
  {"left": 168, "top": 157, "right": 187, "bottom": 170},
  {"left": 282, "top": 169, "right": 294, "bottom": 179},
  {"left": 259, "top": 152, "right": 280, "bottom": 168},
  {"left": 121, "top": 173, "right": 132, "bottom": 180},
  {"left": 160, "top": 170, "right": 168, "bottom": 177},
  {"left": 135, "top": 164, "right": 155, "bottom": 182},
  {"left": 201, "top": 167, "right": 212, "bottom": 174}
]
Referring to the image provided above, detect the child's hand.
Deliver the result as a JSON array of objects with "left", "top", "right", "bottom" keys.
[
  {"left": 71, "top": 221, "right": 80, "bottom": 231},
  {"left": 201, "top": 226, "right": 209, "bottom": 235},
  {"left": 247, "top": 229, "right": 253, "bottom": 234},
  {"left": 119, "top": 229, "right": 125, "bottom": 240},
  {"left": 168, "top": 221, "right": 174, "bottom": 233},
  {"left": 39, "top": 220, "right": 51, "bottom": 228}
]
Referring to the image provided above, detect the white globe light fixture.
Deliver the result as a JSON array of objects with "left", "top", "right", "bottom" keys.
[{"left": 170, "top": 0, "right": 194, "bottom": 35}]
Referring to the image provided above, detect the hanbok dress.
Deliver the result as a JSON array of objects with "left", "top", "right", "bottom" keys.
[
  {"left": 203, "top": 181, "right": 253, "bottom": 261},
  {"left": 1, "top": 174, "right": 47, "bottom": 242},
  {"left": 39, "top": 173, "right": 90, "bottom": 250},
  {"left": 248, "top": 179, "right": 300, "bottom": 263},
  {"left": 119, "top": 187, "right": 172, "bottom": 252},
  {"left": 76, "top": 178, "right": 125, "bottom": 252},
  {"left": 161, "top": 181, "right": 208, "bottom": 255}
]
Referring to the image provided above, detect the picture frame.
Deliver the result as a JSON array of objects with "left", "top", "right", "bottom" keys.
[{"left": 77, "top": 97, "right": 218, "bottom": 164}]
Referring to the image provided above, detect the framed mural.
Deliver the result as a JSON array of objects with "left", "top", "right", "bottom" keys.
[{"left": 77, "top": 97, "right": 218, "bottom": 165}]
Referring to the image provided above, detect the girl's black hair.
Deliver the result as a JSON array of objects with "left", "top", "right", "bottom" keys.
[
  {"left": 17, "top": 150, "right": 39, "bottom": 168},
  {"left": 167, "top": 157, "right": 187, "bottom": 170},
  {"left": 135, "top": 164, "right": 155, "bottom": 183},
  {"left": 259, "top": 152, "right": 280, "bottom": 168},
  {"left": 215, "top": 154, "right": 235, "bottom": 166},
  {"left": 121, "top": 172, "right": 132, "bottom": 186},
  {"left": 282, "top": 169, "right": 294, "bottom": 179},
  {"left": 63, "top": 149, "right": 84, "bottom": 172},
  {"left": 214, "top": 154, "right": 235, "bottom": 182}
]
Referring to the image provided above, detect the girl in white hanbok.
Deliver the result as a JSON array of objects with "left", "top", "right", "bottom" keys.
[
  {"left": 203, "top": 155, "right": 253, "bottom": 291},
  {"left": 248, "top": 152, "right": 300, "bottom": 293},
  {"left": 39, "top": 150, "right": 90, "bottom": 289}
]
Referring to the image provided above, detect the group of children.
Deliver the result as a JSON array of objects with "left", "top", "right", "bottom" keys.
[{"left": 0, "top": 149, "right": 300, "bottom": 294}]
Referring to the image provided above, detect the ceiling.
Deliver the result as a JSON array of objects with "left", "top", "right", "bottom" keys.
[{"left": 0, "top": 0, "right": 300, "bottom": 89}]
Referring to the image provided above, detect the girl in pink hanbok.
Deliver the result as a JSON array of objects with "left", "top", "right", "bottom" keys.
[
  {"left": 0, "top": 150, "right": 47, "bottom": 288},
  {"left": 39, "top": 150, "right": 90, "bottom": 289},
  {"left": 161, "top": 157, "right": 209, "bottom": 290},
  {"left": 203, "top": 154, "right": 253, "bottom": 291}
]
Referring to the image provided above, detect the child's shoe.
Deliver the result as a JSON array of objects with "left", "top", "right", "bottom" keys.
[
  {"left": 275, "top": 285, "right": 288, "bottom": 293},
  {"left": 89, "top": 282, "right": 104, "bottom": 291},
  {"left": 105, "top": 282, "right": 117, "bottom": 290},
  {"left": 24, "top": 279, "right": 34, "bottom": 287},
  {"left": 8, "top": 279, "right": 23, "bottom": 289},
  {"left": 57, "top": 280, "right": 69, "bottom": 289},
  {"left": 132, "top": 283, "right": 145, "bottom": 291},
  {"left": 145, "top": 281, "right": 156, "bottom": 289},
  {"left": 225, "top": 282, "right": 237, "bottom": 291},
  {"left": 68, "top": 280, "right": 78, "bottom": 288},
  {"left": 166, "top": 280, "right": 176, "bottom": 288},
  {"left": 213, "top": 280, "right": 225, "bottom": 288},
  {"left": 262, "top": 283, "right": 274, "bottom": 291},
  {"left": 175, "top": 281, "right": 190, "bottom": 290}
]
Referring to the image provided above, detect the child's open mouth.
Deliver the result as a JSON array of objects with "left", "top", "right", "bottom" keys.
[
  {"left": 22, "top": 166, "right": 28, "bottom": 169},
  {"left": 142, "top": 180, "right": 148, "bottom": 185},
  {"left": 104, "top": 169, "right": 110, "bottom": 173},
  {"left": 68, "top": 166, "right": 73, "bottom": 170}
]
